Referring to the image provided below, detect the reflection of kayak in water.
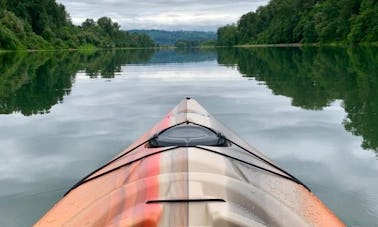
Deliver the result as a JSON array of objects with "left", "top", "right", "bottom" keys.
[{"left": 35, "top": 98, "right": 345, "bottom": 227}]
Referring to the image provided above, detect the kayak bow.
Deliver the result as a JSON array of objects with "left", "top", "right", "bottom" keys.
[{"left": 35, "top": 98, "right": 345, "bottom": 227}]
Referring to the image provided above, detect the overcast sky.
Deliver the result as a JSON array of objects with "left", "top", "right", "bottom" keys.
[{"left": 56, "top": 0, "right": 269, "bottom": 31}]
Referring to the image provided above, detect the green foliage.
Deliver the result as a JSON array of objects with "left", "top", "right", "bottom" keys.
[
  {"left": 81, "top": 19, "right": 96, "bottom": 30},
  {"left": 348, "top": 0, "right": 378, "bottom": 43},
  {"left": 218, "top": 0, "right": 377, "bottom": 45},
  {"left": 97, "top": 17, "right": 120, "bottom": 37},
  {"left": 237, "top": 12, "right": 263, "bottom": 43},
  {"left": 0, "top": 25, "right": 25, "bottom": 49},
  {"left": 0, "top": 0, "right": 155, "bottom": 50},
  {"left": 174, "top": 39, "right": 215, "bottom": 48},
  {"left": 200, "top": 39, "right": 216, "bottom": 47},
  {"left": 217, "top": 24, "right": 239, "bottom": 46},
  {"left": 24, "top": 32, "right": 52, "bottom": 49}
]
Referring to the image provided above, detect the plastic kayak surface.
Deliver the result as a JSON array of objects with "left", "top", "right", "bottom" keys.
[{"left": 35, "top": 98, "right": 345, "bottom": 227}]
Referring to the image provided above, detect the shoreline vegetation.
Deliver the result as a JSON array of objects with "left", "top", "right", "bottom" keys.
[
  {"left": 1, "top": 37, "right": 377, "bottom": 53},
  {"left": 217, "top": 0, "right": 377, "bottom": 46},
  {"left": 233, "top": 41, "right": 378, "bottom": 48},
  {"left": 2, "top": 42, "right": 377, "bottom": 53},
  {"left": 0, "top": 46, "right": 207, "bottom": 53}
]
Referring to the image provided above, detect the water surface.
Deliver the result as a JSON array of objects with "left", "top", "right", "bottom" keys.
[{"left": 0, "top": 47, "right": 377, "bottom": 227}]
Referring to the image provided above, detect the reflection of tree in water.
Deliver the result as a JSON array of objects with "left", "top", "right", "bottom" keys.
[
  {"left": 0, "top": 49, "right": 155, "bottom": 115},
  {"left": 83, "top": 49, "right": 155, "bottom": 78},
  {"left": 0, "top": 52, "right": 76, "bottom": 115},
  {"left": 218, "top": 47, "right": 378, "bottom": 153}
]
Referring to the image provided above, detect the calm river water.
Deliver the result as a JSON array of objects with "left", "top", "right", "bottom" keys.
[{"left": 0, "top": 47, "right": 377, "bottom": 226}]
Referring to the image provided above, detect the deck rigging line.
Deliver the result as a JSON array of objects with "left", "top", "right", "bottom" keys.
[{"left": 64, "top": 121, "right": 310, "bottom": 196}]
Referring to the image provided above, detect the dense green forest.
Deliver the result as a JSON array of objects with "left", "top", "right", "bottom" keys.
[
  {"left": 0, "top": 0, "right": 155, "bottom": 50},
  {"left": 130, "top": 30, "right": 216, "bottom": 46},
  {"left": 217, "top": 0, "right": 378, "bottom": 45},
  {"left": 218, "top": 47, "right": 378, "bottom": 153}
]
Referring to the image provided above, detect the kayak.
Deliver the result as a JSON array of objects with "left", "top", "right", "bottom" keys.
[{"left": 35, "top": 98, "right": 345, "bottom": 227}]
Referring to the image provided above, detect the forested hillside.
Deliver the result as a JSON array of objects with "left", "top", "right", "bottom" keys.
[
  {"left": 0, "top": 0, "right": 155, "bottom": 50},
  {"left": 130, "top": 30, "right": 216, "bottom": 46},
  {"left": 217, "top": 0, "right": 377, "bottom": 45}
]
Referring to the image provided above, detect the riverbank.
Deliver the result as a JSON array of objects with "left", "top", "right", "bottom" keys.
[
  {"left": 0, "top": 45, "right": 217, "bottom": 53},
  {"left": 225, "top": 42, "right": 378, "bottom": 48},
  {"left": 0, "top": 46, "right": 161, "bottom": 53},
  {"left": 1, "top": 42, "right": 376, "bottom": 53}
]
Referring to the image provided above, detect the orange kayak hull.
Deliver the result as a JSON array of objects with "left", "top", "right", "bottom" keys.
[{"left": 35, "top": 98, "right": 345, "bottom": 227}]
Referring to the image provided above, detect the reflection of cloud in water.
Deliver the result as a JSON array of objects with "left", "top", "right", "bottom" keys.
[{"left": 124, "top": 62, "right": 240, "bottom": 81}]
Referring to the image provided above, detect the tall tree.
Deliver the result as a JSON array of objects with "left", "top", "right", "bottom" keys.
[{"left": 217, "top": 0, "right": 377, "bottom": 45}]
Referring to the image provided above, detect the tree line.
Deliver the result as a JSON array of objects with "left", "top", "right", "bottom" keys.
[
  {"left": 0, "top": 0, "right": 155, "bottom": 50},
  {"left": 217, "top": 0, "right": 377, "bottom": 45}
]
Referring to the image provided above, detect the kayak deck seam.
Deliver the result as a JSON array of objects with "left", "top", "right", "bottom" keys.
[
  {"left": 63, "top": 143, "right": 310, "bottom": 197},
  {"left": 63, "top": 117, "right": 311, "bottom": 197}
]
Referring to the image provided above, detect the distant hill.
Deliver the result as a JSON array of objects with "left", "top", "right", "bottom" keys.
[{"left": 129, "top": 30, "right": 216, "bottom": 46}]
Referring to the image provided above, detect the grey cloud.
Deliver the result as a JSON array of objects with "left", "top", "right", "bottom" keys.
[{"left": 57, "top": 0, "right": 268, "bottom": 31}]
